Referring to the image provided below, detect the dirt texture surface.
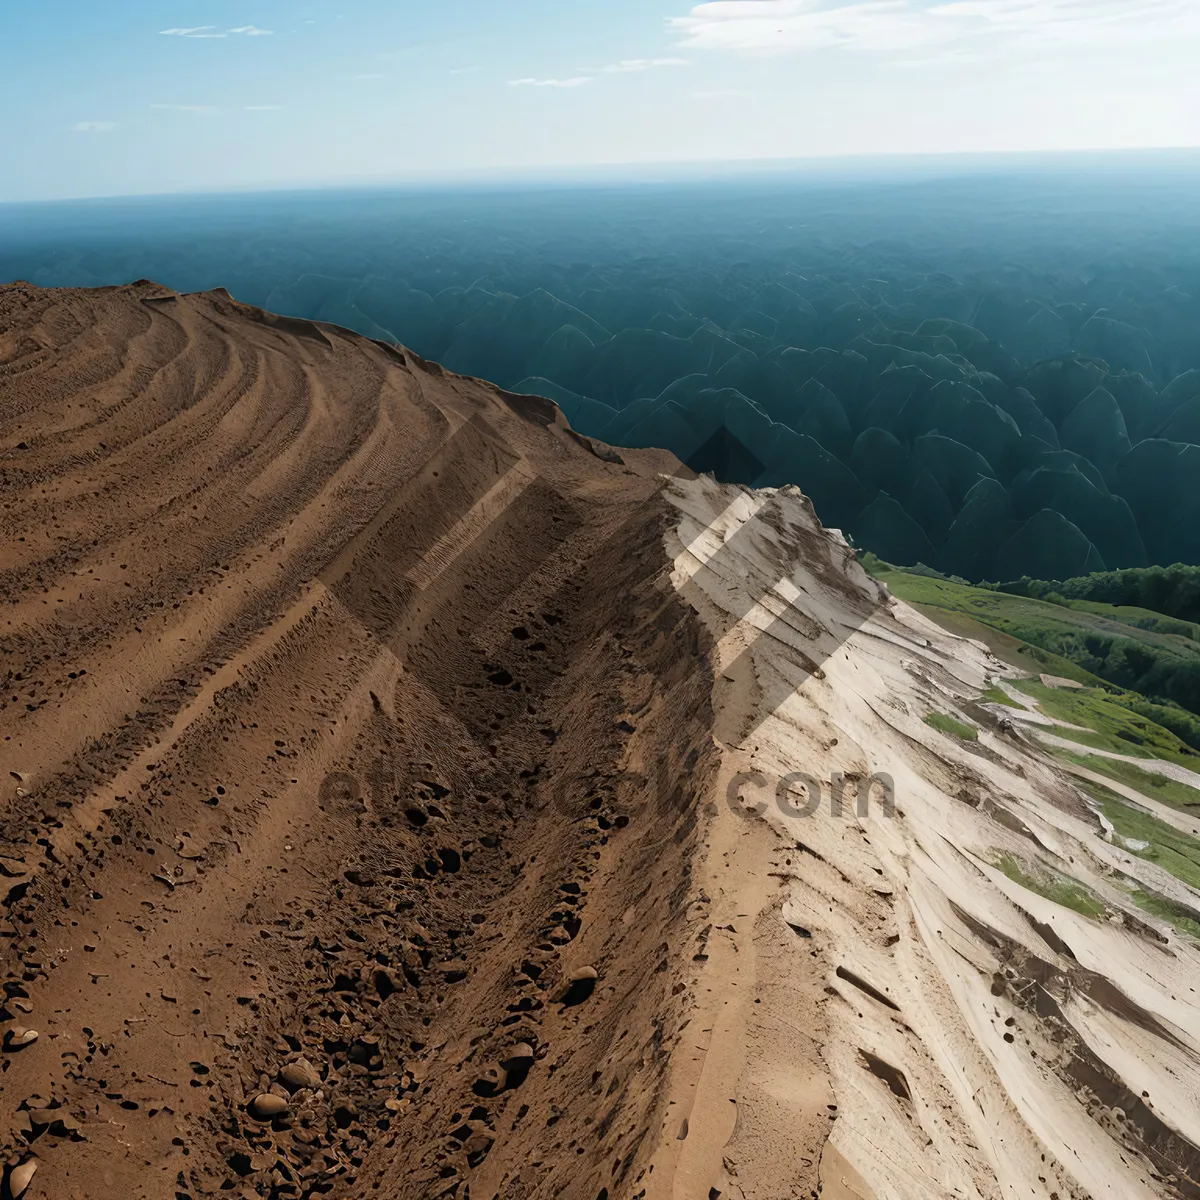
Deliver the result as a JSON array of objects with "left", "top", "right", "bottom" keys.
[{"left": 0, "top": 282, "right": 724, "bottom": 1200}]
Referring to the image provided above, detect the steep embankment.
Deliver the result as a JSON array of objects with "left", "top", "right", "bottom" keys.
[
  {"left": 0, "top": 282, "right": 719, "bottom": 1200},
  {"left": 646, "top": 474, "right": 1200, "bottom": 1200}
]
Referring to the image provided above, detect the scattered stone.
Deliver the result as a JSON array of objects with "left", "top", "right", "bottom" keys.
[
  {"left": 175, "top": 834, "right": 205, "bottom": 860},
  {"left": 27, "top": 1107, "right": 79, "bottom": 1137},
  {"left": 248, "top": 1093, "right": 289, "bottom": 1120},
  {"left": 3, "top": 1027, "right": 38, "bottom": 1050},
  {"left": 279, "top": 1058, "right": 321, "bottom": 1092},
  {"left": 473, "top": 1067, "right": 507, "bottom": 1098},
  {"left": 6, "top": 1158, "right": 37, "bottom": 1199},
  {"left": 500, "top": 1042, "right": 535, "bottom": 1072},
  {"left": 1039, "top": 673, "right": 1083, "bottom": 690},
  {"left": 558, "top": 966, "right": 598, "bottom": 1007}
]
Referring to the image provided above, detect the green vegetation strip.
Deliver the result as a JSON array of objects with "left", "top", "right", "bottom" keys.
[
  {"left": 993, "top": 852, "right": 1106, "bottom": 918},
  {"left": 1048, "top": 745, "right": 1200, "bottom": 813},
  {"left": 1127, "top": 889, "right": 1200, "bottom": 941},
  {"left": 1081, "top": 778, "right": 1200, "bottom": 893},
  {"left": 1054, "top": 598, "right": 1200, "bottom": 643},
  {"left": 1015, "top": 679, "right": 1196, "bottom": 767},
  {"left": 925, "top": 712, "right": 977, "bottom": 741},
  {"left": 869, "top": 560, "right": 1200, "bottom": 731},
  {"left": 995, "top": 564, "right": 1200, "bottom": 629}
]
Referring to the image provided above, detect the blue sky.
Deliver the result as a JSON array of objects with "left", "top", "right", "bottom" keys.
[{"left": 4, "top": 0, "right": 1200, "bottom": 202}]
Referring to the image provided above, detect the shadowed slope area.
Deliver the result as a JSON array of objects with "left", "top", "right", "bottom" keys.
[{"left": 0, "top": 281, "right": 721, "bottom": 1200}]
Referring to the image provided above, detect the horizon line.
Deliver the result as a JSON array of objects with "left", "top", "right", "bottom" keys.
[{"left": 6, "top": 144, "right": 1200, "bottom": 208}]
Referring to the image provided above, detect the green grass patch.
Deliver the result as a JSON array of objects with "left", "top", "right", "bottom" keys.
[
  {"left": 872, "top": 559, "right": 1200, "bottom": 764},
  {"left": 1080, "top": 778, "right": 1200, "bottom": 893},
  {"left": 1060, "top": 598, "right": 1200, "bottom": 644},
  {"left": 982, "top": 685, "right": 1024, "bottom": 709},
  {"left": 1127, "top": 889, "right": 1200, "bottom": 941},
  {"left": 993, "top": 852, "right": 1107, "bottom": 918},
  {"left": 873, "top": 564, "right": 1200, "bottom": 717},
  {"left": 1110, "top": 694, "right": 1200, "bottom": 753},
  {"left": 925, "top": 711, "right": 978, "bottom": 741},
  {"left": 876, "top": 569, "right": 1112, "bottom": 684},
  {"left": 1015, "top": 679, "right": 1197, "bottom": 767},
  {"left": 1048, "top": 746, "right": 1200, "bottom": 813},
  {"left": 912, "top": 601, "right": 1099, "bottom": 681}
]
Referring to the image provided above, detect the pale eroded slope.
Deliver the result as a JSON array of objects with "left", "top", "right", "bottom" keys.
[{"left": 652, "top": 475, "right": 1200, "bottom": 1200}]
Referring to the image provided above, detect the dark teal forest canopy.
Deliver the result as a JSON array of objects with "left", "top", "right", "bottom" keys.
[{"left": 5, "top": 160, "right": 1199, "bottom": 579}]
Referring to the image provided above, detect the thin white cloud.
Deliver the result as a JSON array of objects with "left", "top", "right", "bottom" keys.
[
  {"left": 692, "top": 88, "right": 744, "bottom": 96},
  {"left": 509, "top": 76, "right": 593, "bottom": 88},
  {"left": 160, "top": 26, "right": 226, "bottom": 38},
  {"left": 668, "top": 0, "right": 1200, "bottom": 55},
  {"left": 450, "top": 65, "right": 480, "bottom": 75},
  {"left": 892, "top": 46, "right": 989, "bottom": 68},
  {"left": 506, "top": 57, "right": 689, "bottom": 91},
  {"left": 159, "top": 24, "right": 274, "bottom": 39},
  {"left": 73, "top": 121, "right": 116, "bottom": 133},
  {"left": 354, "top": 72, "right": 385, "bottom": 79},
  {"left": 149, "top": 102, "right": 278, "bottom": 113},
  {"left": 596, "top": 56, "right": 691, "bottom": 72}
]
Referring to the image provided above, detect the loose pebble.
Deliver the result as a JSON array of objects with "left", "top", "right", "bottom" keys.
[
  {"left": 248, "top": 1093, "right": 289, "bottom": 1120},
  {"left": 279, "top": 1058, "right": 321, "bottom": 1091},
  {"left": 500, "top": 1042, "right": 536, "bottom": 1070},
  {"left": 7, "top": 1159, "right": 37, "bottom": 1199}
]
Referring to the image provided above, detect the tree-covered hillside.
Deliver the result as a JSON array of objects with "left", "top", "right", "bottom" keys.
[{"left": 5, "top": 161, "right": 1199, "bottom": 579}]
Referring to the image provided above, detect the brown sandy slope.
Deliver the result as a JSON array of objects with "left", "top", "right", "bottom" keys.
[{"left": 0, "top": 282, "right": 722, "bottom": 1200}]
